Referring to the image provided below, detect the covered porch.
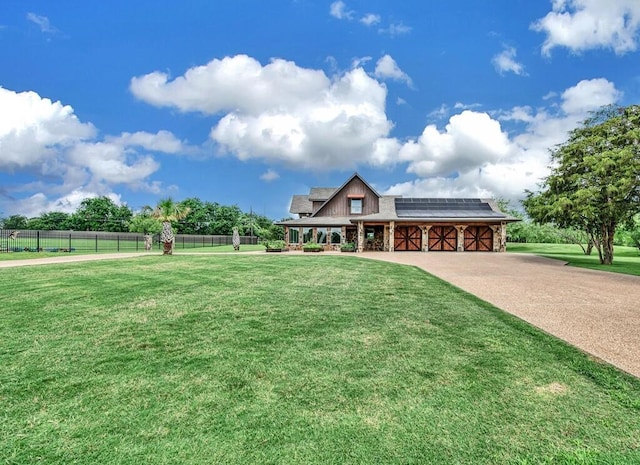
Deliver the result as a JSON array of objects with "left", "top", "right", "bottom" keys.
[{"left": 282, "top": 220, "right": 508, "bottom": 253}]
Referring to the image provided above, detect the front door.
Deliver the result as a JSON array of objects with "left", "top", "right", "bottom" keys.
[
  {"left": 394, "top": 226, "right": 421, "bottom": 251},
  {"left": 428, "top": 226, "right": 457, "bottom": 251}
]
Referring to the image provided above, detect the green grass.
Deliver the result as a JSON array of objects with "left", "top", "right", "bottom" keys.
[
  {"left": 508, "top": 242, "right": 640, "bottom": 276},
  {"left": 0, "top": 243, "right": 265, "bottom": 260},
  {"left": 1, "top": 255, "right": 639, "bottom": 464},
  {"left": 176, "top": 244, "right": 265, "bottom": 253}
]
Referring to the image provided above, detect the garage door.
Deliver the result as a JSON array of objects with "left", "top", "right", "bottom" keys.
[
  {"left": 428, "top": 226, "right": 457, "bottom": 251},
  {"left": 464, "top": 226, "right": 493, "bottom": 251},
  {"left": 394, "top": 226, "right": 421, "bottom": 251}
]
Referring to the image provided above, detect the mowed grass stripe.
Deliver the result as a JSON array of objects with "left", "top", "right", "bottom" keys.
[
  {"left": 508, "top": 243, "right": 640, "bottom": 276},
  {"left": 1, "top": 255, "right": 639, "bottom": 464}
]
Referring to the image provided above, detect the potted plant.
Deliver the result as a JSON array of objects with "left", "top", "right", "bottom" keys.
[
  {"left": 264, "top": 239, "right": 287, "bottom": 252},
  {"left": 302, "top": 241, "right": 323, "bottom": 252},
  {"left": 340, "top": 242, "right": 356, "bottom": 252}
]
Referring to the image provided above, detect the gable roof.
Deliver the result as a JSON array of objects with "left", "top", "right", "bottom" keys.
[{"left": 312, "top": 172, "right": 380, "bottom": 218}]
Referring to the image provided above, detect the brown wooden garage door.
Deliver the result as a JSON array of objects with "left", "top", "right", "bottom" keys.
[
  {"left": 394, "top": 226, "right": 421, "bottom": 251},
  {"left": 428, "top": 226, "right": 457, "bottom": 251},
  {"left": 464, "top": 226, "right": 493, "bottom": 251}
]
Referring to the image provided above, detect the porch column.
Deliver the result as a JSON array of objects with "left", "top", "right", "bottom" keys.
[
  {"left": 389, "top": 221, "right": 395, "bottom": 252},
  {"left": 500, "top": 222, "right": 507, "bottom": 252},
  {"left": 491, "top": 225, "right": 500, "bottom": 252},
  {"left": 341, "top": 226, "right": 346, "bottom": 245},
  {"left": 422, "top": 226, "right": 430, "bottom": 252},
  {"left": 457, "top": 225, "right": 467, "bottom": 252},
  {"left": 357, "top": 221, "right": 364, "bottom": 253},
  {"left": 284, "top": 226, "right": 289, "bottom": 244}
]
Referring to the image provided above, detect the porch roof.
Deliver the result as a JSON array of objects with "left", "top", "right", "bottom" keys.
[{"left": 277, "top": 216, "right": 354, "bottom": 227}]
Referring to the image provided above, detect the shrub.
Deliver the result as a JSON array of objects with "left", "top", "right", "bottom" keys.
[
  {"left": 264, "top": 239, "right": 286, "bottom": 250},
  {"left": 340, "top": 242, "right": 356, "bottom": 252},
  {"left": 302, "top": 241, "right": 323, "bottom": 251}
]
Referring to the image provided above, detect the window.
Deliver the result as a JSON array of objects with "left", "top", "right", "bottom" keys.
[
  {"left": 303, "top": 227, "right": 313, "bottom": 243},
  {"left": 350, "top": 198, "right": 362, "bottom": 214},
  {"left": 289, "top": 228, "right": 299, "bottom": 244},
  {"left": 317, "top": 227, "right": 328, "bottom": 244},
  {"left": 331, "top": 228, "right": 342, "bottom": 244}
]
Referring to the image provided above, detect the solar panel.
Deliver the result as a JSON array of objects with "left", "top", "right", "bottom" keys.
[{"left": 394, "top": 198, "right": 505, "bottom": 218}]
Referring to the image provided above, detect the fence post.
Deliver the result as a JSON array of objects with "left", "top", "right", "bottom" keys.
[
  {"left": 95, "top": 235, "right": 98, "bottom": 252},
  {"left": 69, "top": 233, "right": 72, "bottom": 252},
  {"left": 37, "top": 231, "right": 40, "bottom": 251},
  {"left": 117, "top": 235, "right": 120, "bottom": 252},
  {"left": 136, "top": 236, "right": 138, "bottom": 251}
]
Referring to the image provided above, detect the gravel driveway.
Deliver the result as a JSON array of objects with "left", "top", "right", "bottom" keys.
[
  {"left": 360, "top": 251, "right": 640, "bottom": 378},
  {"left": 2, "top": 250, "right": 639, "bottom": 378}
]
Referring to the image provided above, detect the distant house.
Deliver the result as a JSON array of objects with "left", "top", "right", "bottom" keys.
[{"left": 277, "top": 173, "right": 519, "bottom": 252}]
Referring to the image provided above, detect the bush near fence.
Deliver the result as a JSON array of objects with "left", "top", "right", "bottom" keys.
[{"left": 0, "top": 230, "right": 257, "bottom": 253}]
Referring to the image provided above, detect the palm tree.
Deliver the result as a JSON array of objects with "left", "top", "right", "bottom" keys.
[{"left": 151, "top": 198, "right": 190, "bottom": 255}]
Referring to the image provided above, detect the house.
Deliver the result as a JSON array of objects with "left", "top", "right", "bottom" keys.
[{"left": 277, "top": 173, "right": 519, "bottom": 252}]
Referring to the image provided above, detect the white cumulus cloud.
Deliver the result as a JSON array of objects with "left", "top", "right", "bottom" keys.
[
  {"left": 260, "top": 169, "right": 280, "bottom": 182},
  {"left": 374, "top": 55, "right": 413, "bottom": 87},
  {"left": 398, "top": 111, "right": 513, "bottom": 177},
  {"left": 329, "top": 1, "right": 354, "bottom": 20},
  {"left": 105, "top": 130, "right": 193, "bottom": 155},
  {"left": 131, "top": 55, "right": 396, "bottom": 170},
  {"left": 387, "top": 78, "right": 622, "bottom": 203},
  {"left": 0, "top": 87, "right": 188, "bottom": 216},
  {"left": 0, "top": 87, "right": 95, "bottom": 172},
  {"left": 360, "top": 13, "right": 381, "bottom": 26},
  {"left": 560, "top": 78, "right": 622, "bottom": 114},
  {"left": 492, "top": 46, "right": 527, "bottom": 76},
  {"left": 532, "top": 0, "right": 640, "bottom": 55}
]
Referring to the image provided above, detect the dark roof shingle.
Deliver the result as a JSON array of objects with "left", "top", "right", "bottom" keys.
[{"left": 289, "top": 195, "right": 312, "bottom": 214}]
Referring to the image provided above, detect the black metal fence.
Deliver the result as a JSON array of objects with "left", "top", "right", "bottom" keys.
[{"left": 0, "top": 229, "right": 257, "bottom": 253}]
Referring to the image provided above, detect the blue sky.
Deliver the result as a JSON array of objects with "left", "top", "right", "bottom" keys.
[{"left": 1, "top": 0, "right": 639, "bottom": 220}]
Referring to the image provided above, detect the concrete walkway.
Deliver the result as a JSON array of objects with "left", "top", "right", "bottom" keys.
[
  {"left": 359, "top": 251, "right": 640, "bottom": 378},
  {"left": 1, "top": 250, "right": 639, "bottom": 377},
  {"left": 0, "top": 252, "right": 151, "bottom": 268}
]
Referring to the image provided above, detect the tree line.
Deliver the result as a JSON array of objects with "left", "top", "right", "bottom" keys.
[
  {"left": 498, "top": 200, "right": 640, "bottom": 254},
  {"left": 0, "top": 196, "right": 284, "bottom": 240}
]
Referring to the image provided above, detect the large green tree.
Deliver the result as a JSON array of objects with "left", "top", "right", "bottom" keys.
[
  {"left": 27, "top": 212, "right": 72, "bottom": 231},
  {"left": 523, "top": 104, "right": 640, "bottom": 265},
  {"left": 210, "top": 204, "right": 243, "bottom": 235},
  {"left": 151, "top": 198, "right": 191, "bottom": 255},
  {"left": 2, "top": 215, "right": 29, "bottom": 230},
  {"left": 70, "top": 197, "right": 133, "bottom": 232},
  {"left": 178, "top": 198, "right": 217, "bottom": 235}
]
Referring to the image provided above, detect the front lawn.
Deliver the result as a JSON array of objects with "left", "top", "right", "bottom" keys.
[
  {"left": 0, "top": 243, "right": 266, "bottom": 261},
  {"left": 507, "top": 243, "right": 640, "bottom": 276},
  {"left": 1, "top": 255, "right": 638, "bottom": 464}
]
